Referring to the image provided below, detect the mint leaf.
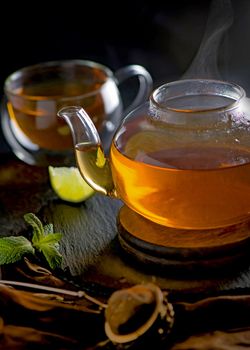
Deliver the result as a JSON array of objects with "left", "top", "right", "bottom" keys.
[
  {"left": 0, "top": 236, "right": 35, "bottom": 264},
  {"left": 33, "top": 233, "right": 62, "bottom": 250},
  {"left": 24, "top": 213, "right": 44, "bottom": 244},
  {"left": 33, "top": 233, "right": 62, "bottom": 269},
  {"left": 0, "top": 213, "right": 64, "bottom": 270},
  {"left": 41, "top": 243, "right": 63, "bottom": 270}
]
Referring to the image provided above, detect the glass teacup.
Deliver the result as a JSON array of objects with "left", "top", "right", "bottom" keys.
[{"left": 2, "top": 60, "right": 152, "bottom": 166}]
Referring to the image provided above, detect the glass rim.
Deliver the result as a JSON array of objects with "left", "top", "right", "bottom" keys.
[
  {"left": 150, "top": 78, "right": 246, "bottom": 113},
  {"left": 4, "top": 59, "right": 114, "bottom": 101}
]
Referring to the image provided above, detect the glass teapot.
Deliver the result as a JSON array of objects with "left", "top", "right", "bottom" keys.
[{"left": 58, "top": 79, "right": 250, "bottom": 230}]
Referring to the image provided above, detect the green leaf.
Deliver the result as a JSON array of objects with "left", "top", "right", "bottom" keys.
[
  {"left": 24, "top": 213, "right": 44, "bottom": 243},
  {"left": 40, "top": 243, "right": 63, "bottom": 270},
  {"left": 0, "top": 212, "right": 63, "bottom": 270},
  {"left": 32, "top": 232, "right": 62, "bottom": 269},
  {"left": 33, "top": 233, "right": 62, "bottom": 251},
  {"left": 0, "top": 236, "right": 35, "bottom": 264},
  {"left": 23, "top": 213, "right": 63, "bottom": 270}
]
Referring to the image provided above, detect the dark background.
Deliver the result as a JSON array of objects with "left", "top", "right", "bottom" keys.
[
  {"left": 0, "top": 0, "right": 250, "bottom": 151},
  {"left": 0, "top": 0, "right": 212, "bottom": 88}
]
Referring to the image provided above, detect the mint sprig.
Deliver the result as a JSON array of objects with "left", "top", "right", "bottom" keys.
[
  {"left": 0, "top": 213, "right": 62, "bottom": 269},
  {"left": 0, "top": 236, "right": 35, "bottom": 264}
]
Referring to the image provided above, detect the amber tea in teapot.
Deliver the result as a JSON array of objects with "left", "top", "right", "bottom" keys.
[
  {"left": 110, "top": 134, "right": 250, "bottom": 230},
  {"left": 59, "top": 79, "right": 250, "bottom": 230}
]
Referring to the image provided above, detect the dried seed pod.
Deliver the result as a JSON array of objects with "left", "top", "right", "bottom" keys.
[{"left": 104, "top": 283, "right": 174, "bottom": 345}]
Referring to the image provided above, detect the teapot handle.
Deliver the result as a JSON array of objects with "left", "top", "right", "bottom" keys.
[{"left": 114, "top": 65, "right": 153, "bottom": 117}]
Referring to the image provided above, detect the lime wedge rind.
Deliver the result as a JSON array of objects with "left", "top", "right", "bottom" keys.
[{"left": 48, "top": 166, "right": 95, "bottom": 203}]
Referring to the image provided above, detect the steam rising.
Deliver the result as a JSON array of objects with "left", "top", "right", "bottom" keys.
[{"left": 183, "top": 0, "right": 233, "bottom": 79}]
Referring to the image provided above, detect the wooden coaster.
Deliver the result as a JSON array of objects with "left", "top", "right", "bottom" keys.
[{"left": 117, "top": 206, "right": 250, "bottom": 271}]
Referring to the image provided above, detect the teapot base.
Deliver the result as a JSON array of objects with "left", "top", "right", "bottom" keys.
[{"left": 117, "top": 206, "right": 250, "bottom": 272}]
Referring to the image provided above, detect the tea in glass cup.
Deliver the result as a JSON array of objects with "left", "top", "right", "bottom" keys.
[{"left": 2, "top": 60, "right": 152, "bottom": 166}]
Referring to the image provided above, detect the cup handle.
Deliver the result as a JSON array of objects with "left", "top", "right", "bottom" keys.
[{"left": 114, "top": 65, "right": 153, "bottom": 117}]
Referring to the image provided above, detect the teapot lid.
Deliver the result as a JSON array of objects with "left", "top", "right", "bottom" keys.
[{"left": 149, "top": 79, "right": 246, "bottom": 125}]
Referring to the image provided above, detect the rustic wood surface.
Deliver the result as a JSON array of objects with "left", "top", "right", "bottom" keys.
[{"left": 1, "top": 154, "right": 250, "bottom": 299}]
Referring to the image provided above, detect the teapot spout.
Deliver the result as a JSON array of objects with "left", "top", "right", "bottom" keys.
[{"left": 58, "top": 106, "right": 116, "bottom": 197}]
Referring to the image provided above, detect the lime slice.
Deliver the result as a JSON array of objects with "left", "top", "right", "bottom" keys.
[{"left": 48, "top": 166, "right": 95, "bottom": 203}]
